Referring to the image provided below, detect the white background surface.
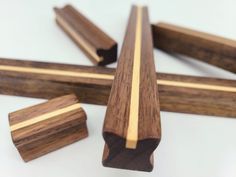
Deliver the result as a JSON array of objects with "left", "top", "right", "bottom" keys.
[{"left": 0, "top": 0, "right": 236, "bottom": 177}]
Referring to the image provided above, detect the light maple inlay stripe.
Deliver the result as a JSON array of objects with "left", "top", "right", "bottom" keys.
[
  {"left": 10, "top": 103, "right": 81, "bottom": 132},
  {"left": 0, "top": 65, "right": 114, "bottom": 80},
  {"left": 56, "top": 14, "right": 103, "bottom": 62},
  {"left": 157, "top": 80, "right": 236, "bottom": 92},
  {"left": 125, "top": 6, "right": 142, "bottom": 149}
]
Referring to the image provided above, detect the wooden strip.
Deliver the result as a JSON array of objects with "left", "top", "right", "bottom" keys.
[
  {"left": 56, "top": 13, "right": 102, "bottom": 62},
  {"left": 102, "top": 6, "right": 161, "bottom": 171},
  {"left": 152, "top": 22, "right": 236, "bottom": 73},
  {"left": 1, "top": 64, "right": 236, "bottom": 93},
  {"left": 1, "top": 58, "right": 236, "bottom": 118},
  {"left": 9, "top": 94, "right": 88, "bottom": 162},
  {"left": 10, "top": 103, "right": 81, "bottom": 132},
  {"left": 126, "top": 6, "right": 142, "bottom": 149},
  {"left": 54, "top": 5, "right": 117, "bottom": 66}
]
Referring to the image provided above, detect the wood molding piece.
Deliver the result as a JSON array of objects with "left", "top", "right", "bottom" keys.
[
  {"left": 152, "top": 22, "right": 236, "bottom": 73},
  {"left": 9, "top": 94, "right": 88, "bottom": 162},
  {"left": 102, "top": 6, "right": 161, "bottom": 172},
  {"left": 1, "top": 58, "right": 236, "bottom": 118},
  {"left": 54, "top": 4, "right": 117, "bottom": 66}
]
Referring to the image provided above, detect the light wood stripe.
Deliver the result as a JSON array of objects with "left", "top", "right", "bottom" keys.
[
  {"left": 56, "top": 14, "right": 103, "bottom": 62},
  {"left": 126, "top": 6, "right": 142, "bottom": 149},
  {"left": 1, "top": 65, "right": 236, "bottom": 93},
  {"left": 157, "top": 80, "right": 236, "bottom": 92},
  {"left": 10, "top": 103, "right": 81, "bottom": 132},
  {"left": 0, "top": 65, "right": 114, "bottom": 80}
]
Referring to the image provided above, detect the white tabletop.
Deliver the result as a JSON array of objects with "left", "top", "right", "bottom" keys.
[{"left": 0, "top": 0, "right": 236, "bottom": 177}]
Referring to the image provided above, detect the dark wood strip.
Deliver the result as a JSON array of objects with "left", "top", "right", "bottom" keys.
[
  {"left": 0, "top": 58, "right": 236, "bottom": 118},
  {"left": 102, "top": 6, "right": 161, "bottom": 172},
  {"left": 152, "top": 22, "right": 236, "bottom": 73},
  {"left": 54, "top": 4, "right": 117, "bottom": 66}
]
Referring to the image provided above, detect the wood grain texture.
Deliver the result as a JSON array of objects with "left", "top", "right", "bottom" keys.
[
  {"left": 9, "top": 94, "right": 88, "bottom": 162},
  {"left": 1, "top": 58, "right": 236, "bottom": 118},
  {"left": 102, "top": 6, "right": 161, "bottom": 172},
  {"left": 54, "top": 4, "right": 117, "bottom": 66},
  {"left": 152, "top": 22, "right": 236, "bottom": 73}
]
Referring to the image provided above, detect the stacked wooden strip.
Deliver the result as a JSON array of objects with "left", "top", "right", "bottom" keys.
[{"left": 102, "top": 6, "right": 161, "bottom": 171}]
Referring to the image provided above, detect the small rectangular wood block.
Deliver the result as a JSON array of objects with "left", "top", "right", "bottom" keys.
[
  {"left": 54, "top": 4, "right": 117, "bottom": 66},
  {"left": 102, "top": 6, "right": 161, "bottom": 172},
  {"left": 9, "top": 94, "right": 88, "bottom": 162},
  {"left": 1, "top": 58, "right": 236, "bottom": 118},
  {"left": 152, "top": 22, "right": 236, "bottom": 73}
]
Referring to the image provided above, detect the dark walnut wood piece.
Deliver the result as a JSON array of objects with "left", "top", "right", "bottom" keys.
[
  {"left": 102, "top": 6, "right": 161, "bottom": 172},
  {"left": 54, "top": 4, "right": 117, "bottom": 66},
  {"left": 1, "top": 58, "right": 236, "bottom": 118},
  {"left": 9, "top": 94, "right": 88, "bottom": 162},
  {"left": 152, "top": 22, "right": 236, "bottom": 73}
]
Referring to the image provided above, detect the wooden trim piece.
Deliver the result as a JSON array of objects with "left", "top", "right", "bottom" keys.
[
  {"left": 1, "top": 64, "right": 236, "bottom": 92},
  {"left": 9, "top": 94, "right": 88, "bottom": 162},
  {"left": 102, "top": 6, "right": 161, "bottom": 171},
  {"left": 1, "top": 58, "right": 236, "bottom": 117},
  {"left": 152, "top": 22, "right": 236, "bottom": 73},
  {"left": 54, "top": 5, "right": 117, "bottom": 66}
]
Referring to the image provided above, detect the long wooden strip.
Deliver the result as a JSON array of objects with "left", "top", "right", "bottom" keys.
[
  {"left": 1, "top": 58, "right": 236, "bottom": 117},
  {"left": 152, "top": 22, "right": 236, "bottom": 73},
  {"left": 54, "top": 5, "right": 117, "bottom": 66},
  {"left": 102, "top": 6, "right": 161, "bottom": 172},
  {"left": 1, "top": 64, "right": 236, "bottom": 92}
]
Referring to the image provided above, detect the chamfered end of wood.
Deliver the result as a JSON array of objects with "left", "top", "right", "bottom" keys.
[{"left": 102, "top": 132, "right": 160, "bottom": 172}]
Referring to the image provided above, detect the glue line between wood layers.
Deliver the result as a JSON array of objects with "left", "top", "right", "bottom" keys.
[
  {"left": 1, "top": 65, "right": 236, "bottom": 92},
  {"left": 125, "top": 6, "right": 142, "bottom": 149},
  {"left": 10, "top": 103, "right": 81, "bottom": 132},
  {"left": 56, "top": 13, "right": 103, "bottom": 62}
]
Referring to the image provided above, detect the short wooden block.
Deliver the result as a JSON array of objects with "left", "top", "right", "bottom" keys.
[
  {"left": 9, "top": 94, "right": 88, "bottom": 162},
  {"left": 102, "top": 6, "right": 161, "bottom": 172},
  {"left": 54, "top": 4, "right": 117, "bottom": 66},
  {"left": 152, "top": 22, "right": 236, "bottom": 73}
]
